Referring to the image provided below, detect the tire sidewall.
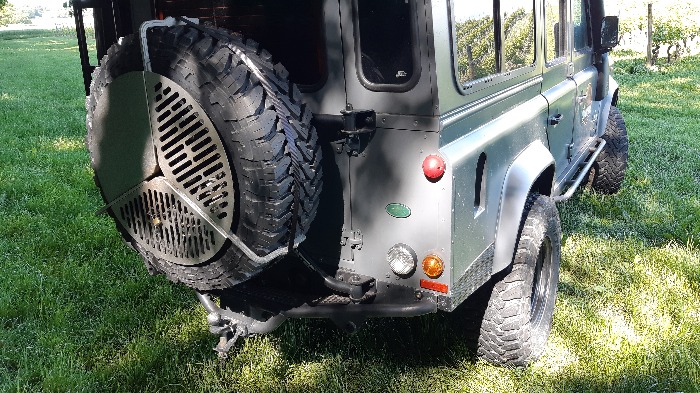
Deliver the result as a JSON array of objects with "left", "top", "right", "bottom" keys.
[{"left": 525, "top": 198, "right": 560, "bottom": 355}]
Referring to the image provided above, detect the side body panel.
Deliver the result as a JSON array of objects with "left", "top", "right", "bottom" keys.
[
  {"left": 432, "top": 0, "right": 555, "bottom": 309},
  {"left": 440, "top": 95, "right": 551, "bottom": 308}
]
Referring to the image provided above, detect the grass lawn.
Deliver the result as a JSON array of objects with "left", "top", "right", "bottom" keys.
[{"left": 0, "top": 32, "right": 698, "bottom": 392}]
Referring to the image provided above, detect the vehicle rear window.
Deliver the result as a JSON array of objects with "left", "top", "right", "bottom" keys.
[{"left": 357, "top": 0, "right": 415, "bottom": 86}]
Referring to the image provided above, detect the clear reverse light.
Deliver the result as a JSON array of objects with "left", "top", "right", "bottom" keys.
[{"left": 387, "top": 243, "right": 417, "bottom": 276}]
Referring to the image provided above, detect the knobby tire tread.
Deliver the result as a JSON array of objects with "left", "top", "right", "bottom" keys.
[
  {"left": 475, "top": 193, "right": 561, "bottom": 366},
  {"left": 587, "top": 106, "right": 628, "bottom": 194}
]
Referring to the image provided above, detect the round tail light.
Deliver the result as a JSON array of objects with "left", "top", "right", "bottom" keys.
[
  {"left": 422, "top": 154, "right": 445, "bottom": 181},
  {"left": 387, "top": 244, "right": 417, "bottom": 276}
]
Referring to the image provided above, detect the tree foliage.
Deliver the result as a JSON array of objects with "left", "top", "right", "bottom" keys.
[
  {"left": 616, "top": 0, "right": 700, "bottom": 64},
  {"left": 455, "top": 8, "right": 533, "bottom": 84},
  {"left": 455, "top": 16, "right": 496, "bottom": 82},
  {"left": 0, "top": 3, "right": 16, "bottom": 26}
]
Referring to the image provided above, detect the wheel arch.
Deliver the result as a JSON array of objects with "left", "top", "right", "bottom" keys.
[
  {"left": 597, "top": 76, "right": 620, "bottom": 137},
  {"left": 492, "top": 140, "right": 555, "bottom": 275}
]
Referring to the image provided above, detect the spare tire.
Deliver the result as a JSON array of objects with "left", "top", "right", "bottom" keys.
[{"left": 86, "top": 25, "right": 322, "bottom": 290}]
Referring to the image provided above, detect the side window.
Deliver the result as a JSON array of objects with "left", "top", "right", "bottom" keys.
[
  {"left": 501, "top": 0, "right": 535, "bottom": 72},
  {"left": 452, "top": 0, "right": 535, "bottom": 86},
  {"left": 544, "top": 0, "right": 568, "bottom": 63},
  {"left": 357, "top": 0, "right": 414, "bottom": 86},
  {"left": 453, "top": 2, "right": 497, "bottom": 83},
  {"left": 573, "top": 0, "right": 589, "bottom": 50}
]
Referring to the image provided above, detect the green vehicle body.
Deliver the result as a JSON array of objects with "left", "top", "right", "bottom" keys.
[{"left": 76, "top": 0, "right": 625, "bottom": 364}]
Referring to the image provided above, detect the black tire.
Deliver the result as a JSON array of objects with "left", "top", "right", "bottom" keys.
[
  {"left": 586, "top": 106, "right": 628, "bottom": 194},
  {"left": 87, "top": 26, "right": 322, "bottom": 290},
  {"left": 475, "top": 193, "right": 561, "bottom": 366}
]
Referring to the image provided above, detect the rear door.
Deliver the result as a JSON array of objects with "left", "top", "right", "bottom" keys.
[
  {"left": 570, "top": 0, "right": 598, "bottom": 159},
  {"left": 543, "top": 0, "right": 597, "bottom": 186},
  {"left": 334, "top": 0, "right": 438, "bottom": 268},
  {"left": 542, "top": 0, "right": 575, "bottom": 184}
]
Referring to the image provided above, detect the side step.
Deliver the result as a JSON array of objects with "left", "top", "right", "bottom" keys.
[{"left": 553, "top": 137, "right": 606, "bottom": 202}]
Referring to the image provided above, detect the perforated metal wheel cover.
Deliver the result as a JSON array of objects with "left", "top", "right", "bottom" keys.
[{"left": 93, "top": 72, "right": 235, "bottom": 265}]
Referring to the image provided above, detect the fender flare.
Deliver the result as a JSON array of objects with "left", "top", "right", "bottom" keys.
[
  {"left": 597, "top": 76, "right": 620, "bottom": 137},
  {"left": 492, "top": 141, "right": 555, "bottom": 274}
]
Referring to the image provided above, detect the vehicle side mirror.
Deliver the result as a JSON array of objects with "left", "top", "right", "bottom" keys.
[{"left": 599, "top": 16, "right": 620, "bottom": 53}]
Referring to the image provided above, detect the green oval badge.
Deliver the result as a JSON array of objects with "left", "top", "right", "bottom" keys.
[{"left": 386, "top": 203, "right": 411, "bottom": 218}]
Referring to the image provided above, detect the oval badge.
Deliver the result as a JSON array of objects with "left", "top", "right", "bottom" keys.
[{"left": 386, "top": 203, "right": 411, "bottom": 218}]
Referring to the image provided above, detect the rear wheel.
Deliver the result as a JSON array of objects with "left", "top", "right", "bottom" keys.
[{"left": 467, "top": 193, "right": 561, "bottom": 366}]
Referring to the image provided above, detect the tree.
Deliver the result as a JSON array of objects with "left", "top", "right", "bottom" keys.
[
  {"left": 0, "top": 3, "right": 15, "bottom": 26},
  {"left": 615, "top": 0, "right": 700, "bottom": 64}
]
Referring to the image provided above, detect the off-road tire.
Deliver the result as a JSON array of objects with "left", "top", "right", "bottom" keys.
[
  {"left": 476, "top": 193, "right": 561, "bottom": 366},
  {"left": 86, "top": 26, "right": 322, "bottom": 290},
  {"left": 586, "top": 106, "right": 628, "bottom": 194}
]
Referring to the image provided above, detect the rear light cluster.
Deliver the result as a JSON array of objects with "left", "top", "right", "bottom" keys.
[
  {"left": 420, "top": 279, "right": 448, "bottom": 293},
  {"left": 421, "top": 255, "right": 444, "bottom": 278},
  {"left": 384, "top": 154, "right": 448, "bottom": 293},
  {"left": 420, "top": 254, "right": 447, "bottom": 293},
  {"left": 387, "top": 244, "right": 448, "bottom": 294}
]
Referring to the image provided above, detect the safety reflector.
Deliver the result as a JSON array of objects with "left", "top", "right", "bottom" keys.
[{"left": 420, "top": 279, "right": 448, "bottom": 293}]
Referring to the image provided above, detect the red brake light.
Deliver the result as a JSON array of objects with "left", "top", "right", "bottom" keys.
[{"left": 422, "top": 154, "right": 445, "bottom": 181}]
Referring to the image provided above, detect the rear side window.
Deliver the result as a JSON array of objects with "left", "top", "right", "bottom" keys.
[
  {"left": 453, "top": 0, "right": 535, "bottom": 86},
  {"left": 357, "top": 0, "right": 416, "bottom": 88},
  {"left": 453, "top": 3, "right": 497, "bottom": 81},
  {"left": 501, "top": 0, "right": 535, "bottom": 72},
  {"left": 544, "top": 0, "right": 568, "bottom": 63}
]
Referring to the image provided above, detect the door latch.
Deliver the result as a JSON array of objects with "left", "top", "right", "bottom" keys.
[{"left": 549, "top": 113, "right": 563, "bottom": 126}]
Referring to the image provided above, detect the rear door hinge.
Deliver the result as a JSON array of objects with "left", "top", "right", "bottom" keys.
[
  {"left": 340, "top": 229, "right": 363, "bottom": 250},
  {"left": 340, "top": 105, "right": 376, "bottom": 156}
]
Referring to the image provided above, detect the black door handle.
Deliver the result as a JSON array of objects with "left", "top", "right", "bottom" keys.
[{"left": 549, "top": 114, "right": 563, "bottom": 125}]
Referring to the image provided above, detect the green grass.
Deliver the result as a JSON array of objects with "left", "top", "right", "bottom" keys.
[{"left": 1, "top": 35, "right": 699, "bottom": 392}]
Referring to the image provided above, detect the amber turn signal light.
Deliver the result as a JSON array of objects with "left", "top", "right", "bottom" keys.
[{"left": 422, "top": 254, "right": 444, "bottom": 278}]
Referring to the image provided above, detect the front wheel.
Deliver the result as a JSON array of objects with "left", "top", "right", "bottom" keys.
[
  {"left": 475, "top": 193, "right": 561, "bottom": 366},
  {"left": 586, "top": 106, "right": 629, "bottom": 194}
]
